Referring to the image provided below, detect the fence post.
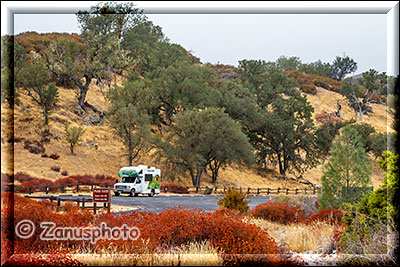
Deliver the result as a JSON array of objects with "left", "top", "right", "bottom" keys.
[
  {"left": 29, "top": 185, "right": 32, "bottom": 195},
  {"left": 57, "top": 198, "right": 61, "bottom": 207},
  {"left": 46, "top": 185, "right": 49, "bottom": 194},
  {"left": 286, "top": 188, "right": 289, "bottom": 194},
  {"left": 61, "top": 185, "right": 65, "bottom": 193},
  {"left": 223, "top": 187, "right": 226, "bottom": 193},
  {"left": 267, "top": 188, "right": 270, "bottom": 195},
  {"left": 257, "top": 188, "right": 260, "bottom": 195},
  {"left": 247, "top": 187, "right": 251, "bottom": 194},
  {"left": 93, "top": 202, "right": 96, "bottom": 215},
  {"left": 196, "top": 187, "right": 199, "bottom": 193},
  {"left": 277, "top": 188, "right": 280, "bottom": 194},
  {"left": 76, "top": 184, "right": 80, "bottom": 193}
]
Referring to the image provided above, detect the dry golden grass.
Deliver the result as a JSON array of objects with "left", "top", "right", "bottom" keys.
[
  {"left": 72, "top": 240, "right": 223, "bottom": 266},
  {"left": 247, "top": 217, "right": 344, "bottom": 253},
  {"left": 0, "top": 79, "right": 391, "bottom": 189},
  {"left": 307, "top": 87, "right": 393, "bottom": 134}
]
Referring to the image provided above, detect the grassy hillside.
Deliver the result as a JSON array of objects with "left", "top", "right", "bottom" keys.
[{"left": 1, "top": 73, "right": 392, "bottom": 189}]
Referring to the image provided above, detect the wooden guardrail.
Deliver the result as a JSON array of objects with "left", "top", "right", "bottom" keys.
[
  {"left": 14, "top": 183, "right": 111, "bottom": 194},
  {"left": 14, "top": 183, "right": 318, "bottom": 195},
  {"left": 183, "top": 186, "right": 317, "bottom": 195},
  {"left": 25, "top": 195, "right": 94, "bottom": 209}
]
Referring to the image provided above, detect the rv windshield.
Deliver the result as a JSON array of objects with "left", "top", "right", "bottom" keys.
[
  {"left": 120, "top": 176, "right": 137, "bottom": 183},
  {"left": 119, "top": 169, "right": 137, "bottom": 177}
]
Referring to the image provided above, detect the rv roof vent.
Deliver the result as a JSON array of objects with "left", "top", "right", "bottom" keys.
[
  {"left": 138, "top": 165, "right": 148, "bottom": 169},
  {"left": 149, "top": 167, "right": 156, "bottom": 170}
]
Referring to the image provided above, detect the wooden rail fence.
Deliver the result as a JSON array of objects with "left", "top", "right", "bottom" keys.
[{"left": 13, "top": 183, "right": 318, "bottom": 195}]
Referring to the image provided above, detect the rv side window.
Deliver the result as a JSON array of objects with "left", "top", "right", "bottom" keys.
[{"left": 145, "top": 174, "right": 153, "bottom": 182}]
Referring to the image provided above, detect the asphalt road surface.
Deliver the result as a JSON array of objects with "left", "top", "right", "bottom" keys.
[{"left": 111, "top": 194, "right": 273, "bottom": 213}]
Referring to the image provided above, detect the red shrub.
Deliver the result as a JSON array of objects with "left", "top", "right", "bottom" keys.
[
  {"left": 315, "top": 110, "right": 342, "bottom": 125},
  {"left": 160, "top": 183, "right": 189, "bottom": 194},
  {"left": 2, "top": 193, "right": 305, "bottom": 266},
  {"left": 53, "top": 177, "right": 78, "bottom": 186},
  {"left": 11, "top": 194, "right": 93, "bottom": 254},
  {"left": 5, "top": 254, "right": 84, "bottom": 266},
  {"left": 49, "top": 153, "right": 60, "bottom": 160},
  {"left": 65, "top": 174, "right": 115, "bottom": 186},
  {"left": 249, "top": 202, "right": 304, "bottom": 224},
  {"left": 19, "top": 179, "right": 57, "bottom": 192},
  {"left": 96, "top": 207, "right": 304, "bottom": 265},
  {"left": 14, "top": 137, "right": 26, "bottom": 143},
  {"left": 304, "top": 209, "right": 343, "bottom": 225},
  {"left": 23, "top": 140, "right": 45, "bottom": 154},
  {"left": 14, "top": 172, "right": 35, "bottom": 183},
  {"left": 51, "top": 166, "right": 60, "bottom": 172},
  {"left": 299, "top": 83, "right": 317, "bottom": 95}
]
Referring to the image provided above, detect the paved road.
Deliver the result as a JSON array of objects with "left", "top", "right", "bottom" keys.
[
  {"left": 27, "top": 194, "right": 316, "bottom": 214},
  {"left": 111, "top": 195, "right": 273, "bottom": 213}
]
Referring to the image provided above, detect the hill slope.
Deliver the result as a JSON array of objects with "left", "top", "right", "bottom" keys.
[{"left": 1, "top": 75, "right": 392, "bottom": 189}]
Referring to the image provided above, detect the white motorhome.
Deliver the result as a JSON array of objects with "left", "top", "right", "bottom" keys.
[{"left": 113, "top": 165, "right": 161, "bottom": 197}]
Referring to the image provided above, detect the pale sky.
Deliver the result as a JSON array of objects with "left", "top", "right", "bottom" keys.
[{"left": 2, "top": 1, "right": 399, "bottom": 76}]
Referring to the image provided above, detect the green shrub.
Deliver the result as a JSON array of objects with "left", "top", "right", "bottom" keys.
[
  {"left": 217, "top": 187, "right": 249, "bottom": 213},
  {"left": 63, "top": 123, "right": 85, "bottom": 154},
  {"left": 337, "top": 151, "right": 399, "bottom": 265}
]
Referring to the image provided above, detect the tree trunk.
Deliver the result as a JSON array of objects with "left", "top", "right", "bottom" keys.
[
  {"left": 278, "top": 154, "right": 285, "bottom": 176},
  {"left": 76, "top": 76, "right": 92, "bottom": 109},
  {"left": 128, "top": 138, "right": 133, "bottom": 166},
  {"left": 189, "top": 168, "right": 196, "bottom": 187},
  {"left": 70, "top": 143, "right": 74, "bottom": 154},
  {"left": 209, "top": 161, "right": 221, "bottom": 184},
  {"left": 78, "top": 87, "right": 88, "bottom": 108},
  {"left": 359, "top": 107, "right": 363, "bottom": 121},
  {"left": 195, "top": 167, "right": 203, "bottom": 188}
]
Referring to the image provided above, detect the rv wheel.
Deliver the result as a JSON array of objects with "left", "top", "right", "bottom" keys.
[
  {"left": 148, "top": 189, "right": 155, "bottom": 197},
  {"left": 114, "top": 192, "right": 120, "bottom": 196},
  {"left": 130, "top": 189, "right": 136, "bottom": 197}
]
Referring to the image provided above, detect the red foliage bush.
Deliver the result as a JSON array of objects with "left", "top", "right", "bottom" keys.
[
  {"left": 283, "top": 70, "right": 342, "bottom": 92},
  {"left": 299, "top": 83, "right": 317, "bottom": 95},
  {"left": 315, "top": 110, "right": 342, "bottom": 125},
  {"left": 304, "top": 209, "right": 343, "bottom": 225},
  {"left": 23, "top": 140, "right": 45, "bottom": 154},
  {"left": 249, "top": 202, "right": 304, "bottom": 224},
  {"left": 49, "top": 153, "right": 60, "bottom": 160},
  {"left": 53, "top": 177, "right": 78, "bottom": 186},
  {"left": 5, "top": 254, "right": 84, "bottom": 266},
  {"left": 19, "top": 179, "right": 57, "bottom": 192},
  {"left": 14, "top": 172, "right": 35, "bottom": 183},
  {"left": 96, "top": 207, "right": 304, "bottom": 265},
  {"left": 51, "top": 166, "right": 60, "bottom": 172},
  {"left": 14, "top": 137, "right": 26, "bottom": 143},
  {"left": 160, "top": 183, "right": 189, "bottom": 194},
  {"left": 65, "top": 174, "right": 115, "bottom": 186},
  {"left": 2, "top": 193, "right": 304, "bottom": 266}
]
